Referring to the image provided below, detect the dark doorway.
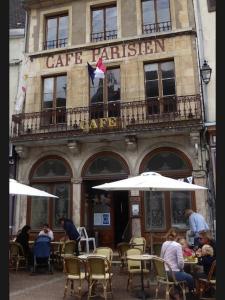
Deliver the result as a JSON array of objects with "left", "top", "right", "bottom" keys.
[{"left": 113, "top": 191, "right": 129, "bottom": 246}]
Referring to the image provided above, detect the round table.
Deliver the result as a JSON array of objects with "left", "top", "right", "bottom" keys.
[{"left": 126, "top": 254, "right": 154, "bottom": 300}]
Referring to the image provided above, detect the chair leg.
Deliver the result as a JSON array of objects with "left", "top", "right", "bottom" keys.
[
  {"left": 86, "top": 240, "right": 90, "bottom": 253},
  {"left": 165, "top": 285, "right": 170, "bottom": 300},
  {"left": 78, "top": 279, "right": 82, "bottom": 300},
  {"left": 64, "top": 278, "right": 69, "bottom": 298},
  {"left": 155, "top": 282, "right": 159, "bottom": 299}
]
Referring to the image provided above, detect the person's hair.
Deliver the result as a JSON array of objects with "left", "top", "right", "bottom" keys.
[
  {"left": 178, "top": 238, "right": 187, "bottom": 246},
  {"left": 59, "top": 217, "right": 65, "bottom": 222},
  {"left": 184, "top": 209, "right": 193, "bottom": 217},
  {"left": 199, "top": 230, "right": 213, "bottom": 241},
  {"left": 21, "top": 225, "right": 31, "bottom": 234},
  {"left": 167, "top": 229, "right": 178, "bottom": 241},
  {"left": 202, "top": 244, "right": 214, "bottom": 256},
  {"left": 43, "top": 223, "right": 49, "bottom": 227}
]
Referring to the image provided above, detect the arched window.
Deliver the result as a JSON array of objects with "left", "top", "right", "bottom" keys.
[
  {"left": 140, "top": 148, "right": 193, "bottom": 232},
  {"left": 28, "top": 157, "right": 72, "bottom": 230}
]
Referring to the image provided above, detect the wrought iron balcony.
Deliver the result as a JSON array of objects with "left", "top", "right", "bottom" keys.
[
  {"left": 11, "top": 95, "right": 202, "bottom": 141},
  {"left": 43, "top": 38, "right": 68, "bottom": 50},
  {"left": 143, "top": 21, "right": 172, "bottom": 34},
  {"left": 91, "top": 29, "right": 118, "bottom": 42}
]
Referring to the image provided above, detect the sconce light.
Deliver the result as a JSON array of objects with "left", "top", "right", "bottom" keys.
[{"left": 200, "top": 60, "right": 212, "bottom": 84}]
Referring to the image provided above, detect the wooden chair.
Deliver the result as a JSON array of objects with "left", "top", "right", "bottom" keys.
[
  {"left": 126, "top": 248, "right": 150, "bottom": 291},
  {"left": 9, "top": 241, "right": 27, "bottom": 271},
  {"left": 197, "top": 260, "right": 216, "bottom": 298},
  {"left": 117, "top": 242, "right": 130, "bottom": 272},
  {"left": 63, "top": 256, "right": 87, "bottom": 299},
  {"left": 152, "top": 256, "right": 186, "bottom": 300},
  {"left": 77, "top": 227, "right": 96, "bottom": 253},
  {"left": 130, "top": 237, "right": 146, "bottom": 253},
  {"left": 86, "top": 255, "right": 113, "bottom": 300}
]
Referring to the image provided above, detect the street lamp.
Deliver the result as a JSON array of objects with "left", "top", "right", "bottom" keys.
[{"left": 200, "top": 60, "right": 212, "bottom": 84}]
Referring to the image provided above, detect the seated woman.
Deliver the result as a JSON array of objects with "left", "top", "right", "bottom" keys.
[
  {"left": 178, "top": 238, "right": 194, "bottom": 257},
  {"left": 198, "top": 231, "right": 216, "bottom": 257},
  {"left": 160, "top": 229, "right": 195, "bottom": 299}
]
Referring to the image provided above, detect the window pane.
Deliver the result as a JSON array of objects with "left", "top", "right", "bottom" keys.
[
  {"left": 146, "top": 80, "right": 159, "bottom": 98},
  {"left": 32, "top": 159, "right": 70, "bottom": 178},
  {"left": 144, "top": 191, "right": 166, "bottom": 230},
  {"left": 43, "top": 78, "right": 54, "bottom": 109},
  {"left": 92, "top": 9, "right": 104, "bottom": 33},
  {"left": 144, "top": 151, "right": 189, "bottom": 171},
  {"left": 106, "top": 6, "right": 117, "bottom": 31},
  {"left": 161, "top": 61, "right": 175, "bottom": 78},
  {"left": 58, "top": 16, "right": 68, "bottom": 40},
  {"left": 46, "top": 18, "right": 57, "bottom": 42},
  {"left": 107, "top": 69, "right": 120, "bottom": 101},
  {"left": 90, "top": 78, "right": 104, "bottom": 104},
  {"left": 86, "top": 156, "right": 127, "bottom": 176},
  {"left": 30, "top": 184, "right": 49, "bottom": 229},
  {"left": 142, "top": 0, "right": 155, "bottom": 25},
  {"left": 170, "top": 191, "right": 191, "bottom": 229},
  {"left": 145, "top": 63, "right": 158, "bottom": 80},
  {"left": 53, "top": 183, "right": 70, "bottom": 229},
  {"left": 157, "top": 0, "right": 170, "bottom": 23},
  {"left": 162, "top": 79, "right": 175, "bottom": 95},
  {"left": 56, "top": 76, "right": 67, "bottom": 107}
]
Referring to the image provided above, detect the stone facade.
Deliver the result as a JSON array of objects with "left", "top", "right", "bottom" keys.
[{"left": 11, "top": 0, "right": 211, "bottom": 243}]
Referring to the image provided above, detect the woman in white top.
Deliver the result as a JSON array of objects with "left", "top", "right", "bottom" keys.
[{"left": 160, "top": 229, "right": 194, "bottom": 296}]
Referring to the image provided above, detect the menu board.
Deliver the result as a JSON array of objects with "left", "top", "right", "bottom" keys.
[{"left": 94, "top": 213, "right": 110, "bottom": 226}]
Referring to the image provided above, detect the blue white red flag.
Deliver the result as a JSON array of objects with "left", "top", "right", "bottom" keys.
[{"left": 87, "top": 57, "right": 106, "bottom": 85}]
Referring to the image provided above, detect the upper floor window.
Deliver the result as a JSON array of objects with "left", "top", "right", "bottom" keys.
[
  {"left": 91, "top": 5, "right": 117, "bottom": 42},
  {"left": 42, "top": 75, "right": 67, "bottom": 125},
  {"left": 44, "top": 14, "right": 68, "bottom": 50},
  {"left": 142, "top": 0, "right": 171, "bottom": 34},
  {"left": 144, "top": 61, "right": 176, "bottom": 114},
  {"left": 207, "top": 0, "right": 216, "bottom": 12},
  {"left": 90, "top": 67, "right": 120, "bottom": 119}
]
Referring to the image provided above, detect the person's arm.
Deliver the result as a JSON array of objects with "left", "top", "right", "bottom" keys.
[
  {"left": 49, "top": 230, "right": 54, "bottom": 241},
  {"left": 177, "top": 245, "right": 184, "bottom": 270},
  {"left": 189, "top": 214, "right": 197, "bottom": 235}
]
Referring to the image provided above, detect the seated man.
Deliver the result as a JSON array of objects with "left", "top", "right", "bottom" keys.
[{"left": 39, "top": 223, "right": 54, "bottom": 241}]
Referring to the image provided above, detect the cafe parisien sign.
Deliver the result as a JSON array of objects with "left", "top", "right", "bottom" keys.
[{"left": 46, "top": 38, "right": 165, "bottom": 68}]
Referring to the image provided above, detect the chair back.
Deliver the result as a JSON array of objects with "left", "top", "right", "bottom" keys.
[
  {"left": 130, "top": 237, "right": 146, "bottom": 253},
  {"left": 10, "top": 242, "right": 24, "bottom": 257},
  {"left": 87, "top": 255, "right": 110, "bottom": 278},
  {"left": 93, "top": 247, "right": 113, "bottom": 262},
  {"left": 207, "top": 259, "right": 216, "bottom": 281},
  {"left": 64, "top": 240, "right": 76, "bottom": 255},
  {"left": 64, "top": 256, "right": 84, "bottom": 276},
  {"left": 152, "top": 257, "right": 176, "bottom": 283},
  {"left": 126, "top": 248, "right": 142, "bottom": 271},
  {"left": 78, "top": 227, "right": 88, "bottom": 239},
  {"left": 117, "top": 242, "right": 130, "bottom": 258}
]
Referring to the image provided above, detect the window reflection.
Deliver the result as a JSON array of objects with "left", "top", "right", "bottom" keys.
[{"left": 171, "top": 191, "right": 191, "bottom": 228}]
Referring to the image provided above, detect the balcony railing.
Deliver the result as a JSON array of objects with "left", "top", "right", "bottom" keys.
[
  {"left": 43, "top": 38, "right": 68, "bottom": 50},
  {"left": 91, "top": 29, "right": 117, "bottom": 42},
  {"left": 143, "top": 21, "right": 172, "bottom": 34},
  {"left": 11, "top": 95, "right": 202, "bottom": 141}
]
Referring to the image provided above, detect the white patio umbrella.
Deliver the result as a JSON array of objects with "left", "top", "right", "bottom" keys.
[
  {"left": 9, "top": 179, "right": 58, "bottom": 198},
  {"left": 92, "top": 172, "right": 207, "bottom": 191}
]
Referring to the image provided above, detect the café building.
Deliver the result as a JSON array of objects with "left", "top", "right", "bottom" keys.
[{"left": 11, "top": 0, "right": 209, "bottom": 248}]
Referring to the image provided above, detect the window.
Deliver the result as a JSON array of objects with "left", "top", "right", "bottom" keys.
[
  {"left": 144, "top": 61, "right": 176, "bottom": 115},
  {"left": 29, "top": 158, "right": 72, "bottom": 230},
  {"left": 207, "top": 0, "right": 216, "bottom": 12},
  {"left": 42, "top": 75, "right": 67, "bottom": 125},
  {"left": 142, "top": 148, "right": 193, "bottom": 231},
  {"left": 90, "top": 68, "right": 121, "bottom": 118},
  {"left": 44, "top": 14, "right": 68, "bottom": 49},
  {"left": 142, "top": 0, "right": 171, "bottom": 34},
  {"left": 91, "top": 5, "right": 117, "bottom": 42}
]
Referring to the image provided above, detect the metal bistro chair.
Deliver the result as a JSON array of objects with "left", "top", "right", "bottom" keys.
[
  {"left": 152, "top": 256, "right": 186, "bottom": 300},
  {"left": 117, "top": 242, "right": 130, "bottom": 272},
  {"left": 63, "top": 256, "right": 88, "bottom": 299},
  {"left": 130, "top": 237, "right": 146, "bottom": 253},
  {"left": 9, "top": 241, "right": 27, "bottom": 271},
  {"left": 86, "top": 255, "right": 113, "bottom": 300},
  {"left": 78, "top": 227, "right": 96, "bottom": 253},
  {"left": 126, "top": 248, "right": 150, "bottom": 291}
]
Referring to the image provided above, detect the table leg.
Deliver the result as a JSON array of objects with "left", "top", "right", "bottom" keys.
[{"left": 134, "top": 261, "right": 150, "bottom": 300}]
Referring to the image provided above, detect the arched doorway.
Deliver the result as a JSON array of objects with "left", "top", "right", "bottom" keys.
[
  {"left": 81, "top": 152, "right": 130, "bottom": 249},
  {"left": 27, "top": 156, "right": 72, "bottom": 239},
  {"left": 140, "top": 148, "right": 194, "bottom": 234}
]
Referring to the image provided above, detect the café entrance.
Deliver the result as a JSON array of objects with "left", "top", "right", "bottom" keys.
[{"left": 81, "top": 152, "right": 130, "bottom": 249}]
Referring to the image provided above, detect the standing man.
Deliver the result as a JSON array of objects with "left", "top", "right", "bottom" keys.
[
  {"left": 39, "top": 223, "right": 54, "bottom": 241},
  {"left": 59, "top": 217, "right": 81, "bottom": 256},
  {"left": 185, "top": 209, "right": 209, "bottom": 247}
]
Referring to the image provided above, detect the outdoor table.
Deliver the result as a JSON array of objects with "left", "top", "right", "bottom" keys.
[
  {"left": 126, "top": 254, "right": 154, "bottom": 300},
  {"left": 184, "top": 257, "right": 198, "bottom": 274}
]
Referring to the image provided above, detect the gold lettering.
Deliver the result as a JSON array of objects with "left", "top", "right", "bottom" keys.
[
  {"left": 89, "top": 119, "right": 98, "bottom": 129},
  {"left": 108, "top": 117, "right": 117, "bottom": 127},
  {"left": 99, "top": 118, "right": 108, "bottom": 128}
]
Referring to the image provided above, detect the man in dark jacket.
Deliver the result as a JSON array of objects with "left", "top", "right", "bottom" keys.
[{"left": 59, "top": 217, "right": 80, "bottom": 256}]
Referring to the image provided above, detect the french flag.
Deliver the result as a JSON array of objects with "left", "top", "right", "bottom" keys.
[{"left": 87, "top": 57, "right": 106, "bottom": 85}]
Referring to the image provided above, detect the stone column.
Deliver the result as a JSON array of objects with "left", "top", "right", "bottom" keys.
[
  {"left": 130, "top": 190, "right": 142, "bottom": 237},
  {"left": 71, "top": 177, "right": 82, "bottom": 227}
]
